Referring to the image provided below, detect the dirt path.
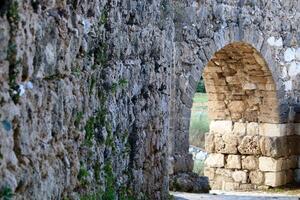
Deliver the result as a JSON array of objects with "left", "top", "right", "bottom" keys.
[{"left": 171, "top": 191, "right": 300, "bottom": 200}]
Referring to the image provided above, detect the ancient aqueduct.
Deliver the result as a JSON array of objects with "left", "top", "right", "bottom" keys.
[{"left": 1, "top": 0, "right": 300, "bottom": 199}]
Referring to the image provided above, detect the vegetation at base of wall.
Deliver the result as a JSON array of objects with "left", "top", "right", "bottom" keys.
[
  {"left": 193, "top": 160, "right": 205, "bottom": 176},
  {"left": 84, "top": 117, "right": 95, "bottom": 147},
  {"left": 74, "top": 111, "right": 84, "bottom": 128},
  {"left": 89, "top": 76, "right": 96, "bottom": 95},
  {"left": 0, "top": 186, "right": 14, "bottom": 200},
  {"left": 78, "top": 165, "right": 89, "bottom": 186},
  {"left": 189, "top": 93, "right": 210, "bottom": 148},
  {"left": 99, "top": 8, "right": 108, "bottom": 26},
  {"left": 94, "top": 42, "right": 108, "bottom": 67},
  {"left": 80, "top": 190, "right": 103, "bottom": 200},
  {"left": 103, "top": 161, "right": 116, "bottom": 199}
]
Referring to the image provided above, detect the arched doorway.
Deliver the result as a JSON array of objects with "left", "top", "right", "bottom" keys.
[{"left": 197, "top": 42, "right": 295, "bottom": 190}]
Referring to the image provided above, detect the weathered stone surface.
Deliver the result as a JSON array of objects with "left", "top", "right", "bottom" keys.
[
  {"left": 238, "top": 136, "right": 261, "bottom": 155},
  {"left": 226, "top": 155, "right": 241, "bottom": 169},
  {"left": 264, "top": 172, "right": 285, "bottom": 187},
  {"left": 204, "top": 167, "right": 215, "bottom": 180},
  {"left": 259, "top": 136, "right": 287, "bottom": 158},
  {"left": 205, "top": 154, "right": 225, "bottom": 168},
  {"left": 233, "top": 122, "right": 246, "bottom": 136},
  {"left": 232, "top": 171, "right": 247, "bottom": 183},
  {"left": 2, "top": 0, "right": 300, "bottom": 197},
  {"left": 249, "top": 171, "right": 264, "bottom": 185},
  {"left": 247, "top": 122, "right": 259, "bottom": 135},
  {"left": 241, "top": 156, "right": 258, "bottom": 170},
  {"left": 210, "top": 120, "right": 233, "bottom": 134},
  {"left": 205, "top": 133, "right": 215, "bottom": 153},
  {"left": 259, "top": 157, "right": 284, "bottom": 172},
  {"left": 259, "top": 124, "right": 287, "bottom": 137},
  {"left": 214, "top": 133, "right": 238, "bottom": 154},
  {"left": 169, "top": 172, "right": 210, "bottom": 193}
]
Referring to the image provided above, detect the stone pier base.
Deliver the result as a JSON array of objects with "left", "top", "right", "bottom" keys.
[{"left": 204, "top": 120, "right": 300, "bottom": 190}]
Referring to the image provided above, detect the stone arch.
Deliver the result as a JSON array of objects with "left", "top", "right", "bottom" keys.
[
  {"left": 169, "top": 40, "right": 299, "bottom": 190},
  {"left": 202, "top": 42, "right": 280, "bottom": 124}
]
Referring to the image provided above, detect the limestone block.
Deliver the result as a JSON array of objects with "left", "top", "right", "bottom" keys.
[
  {"left": 228, "top": 101, "right": 245, "bottom": 113},
  {"left": 238, "top": 136, "right": 261, "bottom": 155},
  {"left": 233, "top": 122, "right": 246, "bottom": 136},
  {"left": 247, "top": 122, "right": 259, "bottom": 135},
  {"left": 210, "top": 120, "right": 232, "bottom": 134},
  {"left": 214, "top": 133, "right": 238, "bottom": 154},
  {"left": 240, "top": 184, "right": 254, "bottom": 190},
  {"left": 226, "top": 155, "right": 241, "bottom": 169},
  {"left": 241, "top": 156, "right": 258, "bottom": 170},
  {"left": 249, "top": 171, "right": 264, "bottom": 185},
  {"left": 223, "top": 182, "right": 240, "bottom": 191},
  {"left": 204, "top": 167, "right": 215, "bottom": 180},
  {"left": 259, "top": 123, "right": 287, "bottom": 137},
  {"left": 259, "top": 157, "right": 284, "bottom": 172},
  {"left": 232, "top": 171, "right": 247, "bottom": 183},
  {"left": 205, "top": 153, "right": 225, "bottom": 168},
  {"left": 294, "top": 169, "right": 300, "bottom": 183},
  {"left": 264, "top": 171, "right": 285, "bottom": 187},
  {"left": 205, "top": 133, "right": 214, "bottom": 153},
  {"left": 207, "top": 101, "right": 226, "bottom": 111},
  {"left": 259, "top": 136, "right": 288, "bottom": 158},
  {"left": 215, "top": 168, "right": 233, "bottom": 179}
]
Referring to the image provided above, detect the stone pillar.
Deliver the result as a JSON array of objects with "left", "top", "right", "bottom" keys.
[{"left": 204, "top": 120, "right": 300, "bottom": 190}]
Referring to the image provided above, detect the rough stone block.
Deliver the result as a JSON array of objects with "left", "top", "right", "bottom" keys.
[
  {"left": 241, "top": 156, "right": 258, "bottom": 170},
  {"left": 226, "top": 155, "right": 241, "bottom": 169},
  {"left": 223, "top": 182, "right": 240, "bottom": 191},
  {"left": 238, "top": 136, "right": 261, "bottom": 155},
  {"left": 259, "top": 157, "right": 284, "bottom": 172},
  {"left": 259, "top": 136, "right": 288, "bottom": 158},
  {"left": 210, "top": 120, "right": 232, "bottom": 134},
  {"left": 259, "top": 123, "right": 287, "bottom": 137},
  {"left": 249, "top": 171, "right": 264, "bottom": 185},
  {"left": 205, "top": 153, "right": 225, "bottom": 168},
  {"left": 204, "top": 167, "right": 215, "bottom": 180},
  {"left": 205, "top": 133, "right": 214, "bottom": 153},
  {"left": 214, "top": 133, "right": 238, "bottom": 154},
  {"left": 215, "top": 168, "right": 233, "bottom": 179},
  {"left": 264, "top": 171, "right": 285, "bottom": 187},
  {"left": 232, "top": 170, "right": 247, "bottom": 183},
  {"left": 228, "top": 101, "right": 245, "bottom": 113},
  {"left": 233, "top": 122, "right": 246, "bottom": 136},
  {"left": 247, "top": 122, "right": 259, "bottom": 135},
  {"left": 240, "top": 184, "right": 254, "bottom": 190}
]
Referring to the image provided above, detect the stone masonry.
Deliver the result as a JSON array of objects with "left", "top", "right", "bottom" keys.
[
  {"left": 169, "top": 0, "right": 300, "bottom": 192},
  {"left": 1, "top": 0, "right": 300, "bottom": 199}
]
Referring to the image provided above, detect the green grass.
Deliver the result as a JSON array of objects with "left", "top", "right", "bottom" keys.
[
  {"left": 189, "top": 93, "right": 210, "bottom": 148},
  {"left": 193, "top": 93, "right": 208, "bottom": 103}
]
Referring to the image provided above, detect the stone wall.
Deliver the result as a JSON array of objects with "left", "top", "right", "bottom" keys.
[
  {"left": 169, "top": 0, "right": 300, "bottom": 191},
  {"left": 1, "top": 0, "right": 300, "bottom": 199},
  {"left": 0, "top": 0, "right": 173, "bottom": 199}
]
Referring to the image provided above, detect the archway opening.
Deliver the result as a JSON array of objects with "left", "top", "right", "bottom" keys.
[{"left": 188, "top": 42, "right": 299, "bottom": 192}]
